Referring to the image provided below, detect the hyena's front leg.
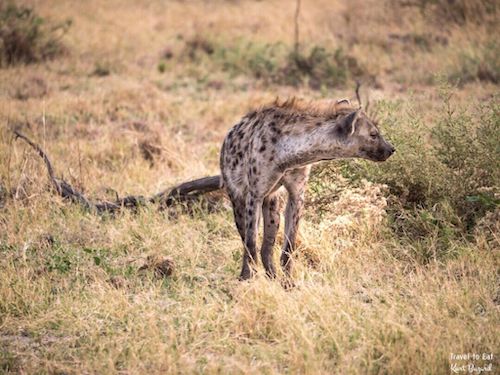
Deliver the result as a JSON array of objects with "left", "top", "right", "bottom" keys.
[
  {"left": 240, "top": 193, "right": 263, "bottom": 280},
  {"left": 280, "top": 169, "right": 308, "bottom": 277},
  {"left": 261, "top": 193, "right": 280, "bottom": 278},
  {"left": 280, "top": 192, "right": 304, "bottom": 276}
]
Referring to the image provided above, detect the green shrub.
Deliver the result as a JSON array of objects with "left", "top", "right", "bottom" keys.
[
  {"left": 312, "top": 87, "right": 499, "bottom": 255},
  {"left": 175, "top": 36, "right": 364, "bottom": 89},
  {"left": 306, "top": 163, "right": 352, "bottom": 221},
  {"left": 281, "top": 47, "right": 363, "bottom": 89},
  {"left": 0, "top": 3, "right": 71, "bottom": 66},
  {"left": 432, "top": 90, "right": 500, "bottom": 226}
]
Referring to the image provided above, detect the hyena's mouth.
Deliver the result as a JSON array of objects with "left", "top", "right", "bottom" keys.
[{"left": 360, "top": 148, "right": 393, "bottom": 162}]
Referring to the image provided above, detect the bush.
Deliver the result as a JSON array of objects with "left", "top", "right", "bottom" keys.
[
  {"left": 432, "top": 90, "right": 499, "bottom": 226},
  {"left": 175, "top": 36, "right": 365, "bottom": 89},
  {"left": 0, "top": 3, "right": 71, "bottom": 66},
  {"left": 281, "top": 47, "right": 364, "bottom": 89},
  {"left": 311, "top": 87, "right": 499, "bottom": 254}
]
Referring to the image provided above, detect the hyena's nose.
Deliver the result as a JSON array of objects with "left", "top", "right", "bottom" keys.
[{"left": 385, "top": 142, "right": 396, "bottom": 156}]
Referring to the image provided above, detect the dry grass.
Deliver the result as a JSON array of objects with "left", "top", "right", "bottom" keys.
[{"left": 0, "top": 0, "right": 498, "bottom": 374}]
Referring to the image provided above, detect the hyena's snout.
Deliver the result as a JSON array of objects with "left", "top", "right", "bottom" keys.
[
  {"left": 366, "top": 138, "right": 395, "bottom": 162},
  {"left": 380, "top": 140, "right": 395, "bottom": 161}
]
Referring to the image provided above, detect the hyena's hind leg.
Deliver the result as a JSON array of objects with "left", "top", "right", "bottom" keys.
[
  {"left": 230, "top": 196, "right": 246, "bottom": 243},
  {"left": 229, "top": 196, "right": 250, "bottom": 280},
  {"left": 261, "top": 193, "right": 280, "bottom": 278},
  {"left": 240, "top": 193, "right": 263, "bottom": 280}
]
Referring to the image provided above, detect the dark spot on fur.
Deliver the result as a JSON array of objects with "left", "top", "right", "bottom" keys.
[
  {"left": 259, "top": 145, "right": 266, "bottom": 152},
  {"left": 271, "top": 137, "right": 277, "bottom": 144}
]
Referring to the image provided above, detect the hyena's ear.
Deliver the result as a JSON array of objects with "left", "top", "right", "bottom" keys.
[
  {"left": 335, "top": 109, "right": 362, "bottom": 138},
  {"left": 349, "top": 109, "right": 362, "bottom": 135}
]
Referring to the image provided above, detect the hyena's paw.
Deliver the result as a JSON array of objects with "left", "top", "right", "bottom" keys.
[{"left": 238, "top": 266, "right": 255, "bottom": 281}]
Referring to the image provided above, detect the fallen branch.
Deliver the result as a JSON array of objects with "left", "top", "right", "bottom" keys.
[{"left": 13, "top": 130, "right": 223, "bottom": 214}]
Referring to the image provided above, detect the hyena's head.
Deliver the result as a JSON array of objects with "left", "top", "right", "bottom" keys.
[{"left": 335, "top": 108, "right": 395, "bottom": 162}]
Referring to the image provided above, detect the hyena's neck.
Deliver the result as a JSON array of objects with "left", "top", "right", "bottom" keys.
[{"left": 275, "top": 129, "right": 349, "bottom": 171}]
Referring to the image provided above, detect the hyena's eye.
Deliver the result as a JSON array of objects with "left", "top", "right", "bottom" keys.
[{"left": 370, "top": 131, "right": 378, "bottom": 139}]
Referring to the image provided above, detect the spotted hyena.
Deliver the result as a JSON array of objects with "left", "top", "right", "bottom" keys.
[{"left": 220, "top": 98, "right": 395, "bottom": 280}]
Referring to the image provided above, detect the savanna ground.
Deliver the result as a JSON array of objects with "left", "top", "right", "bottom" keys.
[{"left": 0, "top": 0, "right": 499, "bottom": 374}]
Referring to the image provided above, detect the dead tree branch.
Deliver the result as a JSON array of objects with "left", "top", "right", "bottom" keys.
[
  {"left": 13, "top": 130, "right": 223, "bottom": 214},
  {"left": 14, "top": 131, "right": 60, "bottom": 194}
]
